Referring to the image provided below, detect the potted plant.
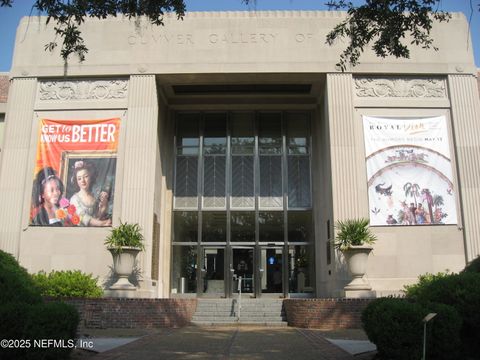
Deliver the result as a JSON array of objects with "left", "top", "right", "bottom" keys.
[
  {"left": 105, "top": 221, "right": 145, "bottom": 290},
  {"left": 335, "top": 218, "right": 377, "bottom": 291}
]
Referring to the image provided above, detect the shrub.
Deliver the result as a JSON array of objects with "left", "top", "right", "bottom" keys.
[
  {"left": 462, "top": 256, "right": 480, "bottom": 273},
  {"left": 0, "top": 302, "right": 79, "bottom": 360},
  {"left": 0, "top": 251, "right": 80, "bottom": 360},
  {"left": 407, "top": 272, "right": 480, "bottom": 356},
  {"left": 24, "top": 302, "right": 79, "bottom": 360},
  {"left": 422, "top": 302, "right": 462, "bottom": 360},
  {"left": 32, "top": 270, "right": 103, "bottom": 298},
  {"left": 0, "top": 250, "right": 42, "bottom": 305},
  {"left": 403, "top": 271, "right": 450, "bottom": 299},
  {"left": 362, "top": 298, "right": 463, "bottom": 360},
  {"left": 362, "top": 297, "right": 424, "bottom": 360}
]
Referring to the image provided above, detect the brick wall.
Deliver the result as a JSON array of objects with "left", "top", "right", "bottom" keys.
[
  {"left": 0, "top": 75, "right": 9, "bottom": 103},
  {"left": 284, "top": 298, "right": 372, "bottom": 329},
  {"left": 45, "top": 298, "right": 197, "bottom": 329}
]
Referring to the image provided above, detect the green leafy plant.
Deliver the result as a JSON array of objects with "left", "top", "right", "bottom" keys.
[
  {"left": 0, "top": 250, "right": 42, "bottom": 305},
  {"left": 334, "top": 218, "right": 377, "bottom": 251},
  {"left": 105, "top": 221, "right": 145, "bottom": 253},
  {"left": 405, "top": 272, "right": 480, "bottom": 356},
  {"left": 462, "top": 255, "right": 480, "bottom": 274},
  {"left": 0, "top": 250, "right": 79, "bottom": 360},
  {"left": 403, "top": 271, "right": 450, "bottom": 299},
  {"left": 32, "top": 270, "right": 103, "bottom": 298},
  {"left": 362, "top": 297, "right": 462, "bottom": 360}
]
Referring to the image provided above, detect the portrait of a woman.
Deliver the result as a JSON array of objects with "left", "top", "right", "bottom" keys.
[{"left": 69, "top": 160, "right": 112, "bottom": 227}]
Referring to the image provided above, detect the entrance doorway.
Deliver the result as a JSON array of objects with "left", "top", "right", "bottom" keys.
[
  {"left": 260, "top": 247, "right": 284, "bottom": 295},
  {"left": 171, "top": 111, "right": 314, "bottom": 298},
  {"left": 231, "top": 248, "right": 254, "bottom": 296},
  {"left": 199, "top": 247, "right": 225, "bottom": 297}
]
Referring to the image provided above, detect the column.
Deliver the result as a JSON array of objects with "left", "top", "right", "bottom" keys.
[
  {"left": 326, "top": 73, "right": 366, "bottom": 220},
  {"left": 0, "top": 78, "right": 37, "bottom": 258},
  {"left": 448, "top": 74, "right": 480, "bottom": 261},
  {"left": 122, "top": 75, "right": 158, "bottom": 282}
]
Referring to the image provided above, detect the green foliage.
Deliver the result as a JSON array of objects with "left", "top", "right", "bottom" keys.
[
  {"left": 326, "top": 0, "right": 452, "bottom": 71},
  {"left": 362, "top": 297, "right": 462, "bottom": 360},
  {"left": 0, "top": 302, "right": 79, "bottom": 360},
  {"left": 0, "top": 250, "right": 42, "bottom": 305},
  {"left": 32, "top": 270, "right": 103, "bottom": 298},
  {"left": 334, "top": 218, "right": 376, "bottom": 251},
  {"left": 0, "top": 250, "right": 79, "bottom": 360},
  {"left": 403, "top": 271, "right": 450, "bottom": 298},
  {"left": 362, "top": 297, "right": 424, "bottom": 360},
  {"left": 24, "top": 302, "right": 79, "bottom": 360},
  {"left": 406, "top": 272, "right": 480, "bottom": 356},
  {"left": 462, "top": 256, "right": 480, "bottom": 274},
  {"left": 105, "top": 221, "right": 145, "bottom": 253},
  {"left": 424, "top": 302, "right": 462, "bottom": 360}
]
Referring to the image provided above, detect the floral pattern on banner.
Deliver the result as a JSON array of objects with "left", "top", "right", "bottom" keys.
[{"left": 363, "top": 116, "right": 457, "bottom": 226}]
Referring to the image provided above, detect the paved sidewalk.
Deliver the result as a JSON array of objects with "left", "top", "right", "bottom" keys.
[{"left": 77, "top": 326, "right": 375, "bottom": 360}]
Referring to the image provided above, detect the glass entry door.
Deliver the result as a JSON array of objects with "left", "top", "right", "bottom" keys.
[
  {"left": 199, "top": 247, "right": 226, "bottom": 297},
  {"left": 230, "top": 247, "right": 255, "bottom": 297},
  {"left": 260, "top": 247, "right": 285, "bottom": 295}
]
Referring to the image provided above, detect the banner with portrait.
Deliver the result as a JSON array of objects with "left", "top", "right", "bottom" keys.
[
  {"left": 30, "top": 118, "right": 120, "bottom": 227},
  {"left": 363, "top": 116, "right": 457, "bottom": 226}
]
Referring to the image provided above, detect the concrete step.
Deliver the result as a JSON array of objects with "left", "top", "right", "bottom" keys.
[
  {"left": 192, "top": 315, "right": 286, "bottom": 321},
  {"left": 193, "top": 299, "right": 287, "bottom": 327},
  {"left": 196, "top": 305, "right": 284, "bottom": 310},
  {"left": 192, "top": 320, "right": 288, "bottom": 327}
]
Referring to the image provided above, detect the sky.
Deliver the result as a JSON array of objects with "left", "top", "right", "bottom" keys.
[{"left": 0, "top": 0, "right": 478, "bottom": 72}]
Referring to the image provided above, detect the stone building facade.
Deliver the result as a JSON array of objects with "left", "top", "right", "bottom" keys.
[{"left": 0, "top": 11, "right": 479, "bottom": 299}]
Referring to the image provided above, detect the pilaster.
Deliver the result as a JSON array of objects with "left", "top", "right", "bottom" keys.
[
  {"left": 326, "top": 73, "right": 366, "bottom": 220},
  {"left": 122, "top": 75, "right": 158, "bottom": 284},
  {"left": 0, "top": 78, "right": 37, "bottom": 258},
  {"left": 448, "top": 74, "right": 480, "bottom": 261}
]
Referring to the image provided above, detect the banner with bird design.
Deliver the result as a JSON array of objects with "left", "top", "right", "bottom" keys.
[{"left": 363, "top": 115, "right": 457, "bottom": 226}]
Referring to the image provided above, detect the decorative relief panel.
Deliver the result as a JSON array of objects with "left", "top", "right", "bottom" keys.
[
  {"left": 38, "top": 79, "right": 128, "bottom": 102},
  {"left": 354, "top": 78, "right": 447, "bottom": 99}
]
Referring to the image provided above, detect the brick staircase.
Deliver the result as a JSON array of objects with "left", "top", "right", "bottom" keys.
[{"left": 191, "top": 298, "right": 288, "bottom": 326}]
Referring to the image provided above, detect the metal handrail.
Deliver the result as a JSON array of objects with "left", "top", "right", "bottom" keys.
[{"left": 237, "top": 276, "right": 242, "bottom": 321}]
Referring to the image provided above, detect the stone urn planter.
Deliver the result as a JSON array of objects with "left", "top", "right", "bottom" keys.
[
  {"left": 105, "top": 221, "right": 145, "bottom": 291},
  {"left": 342, "top": 245, "right": 373, "bottom": 290},
  {"left": 108, "top": 246, "right": 141, "bottom": 290},
  {"left": 334, "top": 218, "right": 376, "bottom": 296}
]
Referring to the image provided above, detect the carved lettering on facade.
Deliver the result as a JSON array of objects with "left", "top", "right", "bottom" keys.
[
  {"left": 128, "top": 33, "right": 194, "bottom": 46},
  {"left": 38, "top": 80, "right": 128, "bottom": 101},
  {"left": 354, "top": 78, "right": 447, "bottom": 98},
  {"left": 295, "top": 33, "right": 313, "bottom": 42},
  {"left": 126, "top": 31, "right": 322, "bottom": 47},
  {"left": 208, "top": 33, "right": 277, "bottom": 44}
]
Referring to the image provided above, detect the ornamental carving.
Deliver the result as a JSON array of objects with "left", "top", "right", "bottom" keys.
[
  {"left": 38, "top": 80, "right": 128, "bottom": 101},
  {"left": 354, "top": 78, "right": 447, "bottom": 98}
]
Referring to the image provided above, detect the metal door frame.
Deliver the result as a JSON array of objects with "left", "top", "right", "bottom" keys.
[
  {"left": 197, "top": 245, "right": 228, "bottom": 298},
  {"left": 258, "top": 245, "right": 287, "bottom": 298},
  {"left": 228, "top": 245, "right": 257, "bottom": 298}
]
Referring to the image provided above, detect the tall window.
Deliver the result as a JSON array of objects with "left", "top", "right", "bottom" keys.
[
  {"left": 259, "top": 113, "right": 283, "bottom": 209},
  {"left": 172, "top": 111, "right": 312, "bottom": 244},
  {"left": 203, "top": 113, "right": 227, "bottom": 209},
  {"left": 231, "top": 113, "right": 254, "bottom": 209},
  {"left": 287, "top": 112, "right": 311, "bottom": 208},
  {"left": 174, "top": 113, "right": 200, "bottom": 209}
]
